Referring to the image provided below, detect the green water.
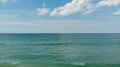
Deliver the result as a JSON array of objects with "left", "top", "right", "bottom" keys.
[
  {"left": 0, "top": 63, "right": 120, "bottom": 67},
  {"left": 0, "top": 33, "right": 120, "bottom": 67}
]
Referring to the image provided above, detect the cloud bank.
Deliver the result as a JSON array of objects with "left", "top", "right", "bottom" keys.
[
  {"left": 97, "top": 0, "right": 120, "bottom": 7},
  {"left": 0, "top": 0, "right": 120, "bottom": 16},
  {"left": 49, "top": 0, "right": 120, "bottom": 16},
  {"left": 50, "top": 0, "right": 94, "bottom": 16}
]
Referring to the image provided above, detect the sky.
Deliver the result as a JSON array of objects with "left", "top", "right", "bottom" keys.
[{"left": 0, "top": 0, "right": 120, "bottom": 33}]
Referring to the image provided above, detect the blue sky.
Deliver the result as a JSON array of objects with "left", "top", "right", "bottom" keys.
[{"left": 0, "top": 0, "right": 120, "bottom": 33}]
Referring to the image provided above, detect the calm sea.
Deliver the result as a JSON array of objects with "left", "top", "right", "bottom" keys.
[{"left": 0, "top": 33, "right": 120, "bottom": 67}]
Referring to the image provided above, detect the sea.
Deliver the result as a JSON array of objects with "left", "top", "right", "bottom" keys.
[{"left": 0, "top": 33, "right": 120, "bottom": 67}]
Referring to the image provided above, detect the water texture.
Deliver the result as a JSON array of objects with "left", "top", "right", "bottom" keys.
[{"left": 0, "top": 33, "right": 120, "bottom": 67}]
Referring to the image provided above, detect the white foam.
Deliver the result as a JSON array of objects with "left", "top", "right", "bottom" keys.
[
  {"left": 72, "top": 62, "right": 86, "bottom": 66},
  {"left": 11, "top": 62, "right": 20, "bottom": 65}
]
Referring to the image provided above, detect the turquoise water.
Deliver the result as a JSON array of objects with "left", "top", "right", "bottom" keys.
[{"left": 0, "top": 33, "right": 120, "bottom": 67}]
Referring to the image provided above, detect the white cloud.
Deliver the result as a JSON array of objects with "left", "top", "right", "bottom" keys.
[
  {"left": 36, "top": 8, "right": 49, "bottom": 15},
  {"left": 33, "top": 0, "right": 120, "bottom": 16},
  {"left": 0, "top": 0, "right": 16, "bottom": 3},
  {"left": 50, "top": 0, "right": 94, "bottom": 16},
  {"left": 97, "top": 0, "right": 120, "bottom": 7},
  {"left": 49, "top": 0, "right": 120, "bottom": 16},
  {"left": 112, "top": 10, "right": 120, "bottom": 15}
]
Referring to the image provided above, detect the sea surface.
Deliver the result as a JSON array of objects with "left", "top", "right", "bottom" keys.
[{"left": 0, "top": 33, "right": 120, "bottom": 67}]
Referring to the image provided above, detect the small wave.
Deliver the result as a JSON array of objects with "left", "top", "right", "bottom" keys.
[
  {"left": 11, "top": 61, "right": 21, "bottom": 65},
  {"left": 72, "top": 62, "right": 86, "bottom": 66},
  {"left": 22, "top": 42, "right": 80, "bottom": 46},
  {"left": 0, "top": 43, "right": 7, "bottom": 45}
]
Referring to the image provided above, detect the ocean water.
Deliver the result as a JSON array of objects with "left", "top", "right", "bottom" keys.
[{"left": 0, "top": 33, "right": 120, "bottom": 67}]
